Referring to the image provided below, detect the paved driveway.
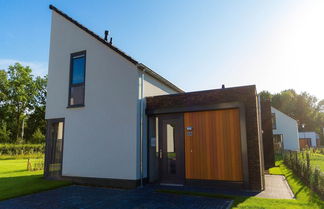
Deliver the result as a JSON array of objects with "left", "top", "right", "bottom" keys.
[{"left": 0, "top": 185, "right": 232, "bottom": 209}]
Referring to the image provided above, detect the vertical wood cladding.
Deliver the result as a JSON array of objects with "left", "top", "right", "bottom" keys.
[
  {"left": 146, "top": 85, "right": 263, "bottom": 191},
  {"left": 261, "top": 100, "right": 275, "bottom": 169},
  {"left": 184, "top": 109, "right": 243, "bottom": 181}
]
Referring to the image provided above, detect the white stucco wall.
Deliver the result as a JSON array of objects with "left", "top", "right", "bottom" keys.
[
  {"left": 144, "top": 74, "right": 178, "bottom": 97},
  {"left": 299, "top": 132, "right": 319, "bottom": 147},
  {"left": 46, "top": 11, "right": 142, "bottom": 180},
  {"left": 271, "top": 107, "right": 300, "bottom": 151},
  {"left": 46, "top": 11, "right": 181, "bottom": 180}
]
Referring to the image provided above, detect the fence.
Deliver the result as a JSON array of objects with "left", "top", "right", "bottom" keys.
[{"left": 283, "top": 150, "right": 324, "bottom": 200}]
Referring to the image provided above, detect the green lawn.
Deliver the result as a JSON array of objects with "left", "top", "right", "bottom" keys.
[
  {"left": 158, "top": 161, "right": 324, "bottom": 209},
  {"left": 0, "top": 158, "right": 71, "bottom": 201},
  {"left": 310, "top": 153, "right": 324, "bottom": 170}
]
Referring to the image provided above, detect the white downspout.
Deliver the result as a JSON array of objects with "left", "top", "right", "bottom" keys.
[{"left": 139, "top": 67, "right": 145, "bottom": 187}]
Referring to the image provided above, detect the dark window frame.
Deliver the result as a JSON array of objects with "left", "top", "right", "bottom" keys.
[
  {"left": 44, "top": 118, "right": 65, "bottom": 179},
  {"left": 68, "top": 50, "right": 86, "bottom": 108}
]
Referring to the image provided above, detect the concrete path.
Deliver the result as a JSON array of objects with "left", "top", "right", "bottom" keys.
[
  {"left": 0, "top": 185, "right": 233, "bottom": 209},
  {"left": 256, "top": 174, "right": 294, "bottom": 199}
]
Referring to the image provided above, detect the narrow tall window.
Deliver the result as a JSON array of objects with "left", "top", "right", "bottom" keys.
[
  {"left": 272, "top": 113, "right": 276, "bottom": 129},
  {"left": 69, "top": 51, "right": 86, "bottom": 107}
]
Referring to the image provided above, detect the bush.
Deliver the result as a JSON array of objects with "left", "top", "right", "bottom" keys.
[
  {"left": 31, "top": 128, "right": 45, "bottom": 144},
  {"left": 0, "top": 144, "right": 45, "bottom": 156}
]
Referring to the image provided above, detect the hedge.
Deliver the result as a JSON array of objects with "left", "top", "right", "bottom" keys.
[
  {"left": 0, "top": 144, "right": 45, "bottom": 156},
  {"left": 284, "top": 150, "right": 324, "bottom": 200}
]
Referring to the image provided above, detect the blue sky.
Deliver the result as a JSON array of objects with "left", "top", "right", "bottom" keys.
[{"left": 0, "top": 0, "right": 323, "bottom": 99}]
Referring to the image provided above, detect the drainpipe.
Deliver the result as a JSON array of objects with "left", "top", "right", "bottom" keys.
[
  {"left": 139, "top": 65, "right": 145, "bottom": 187},
  {"left": 258, "top": 95, "right": 265, "bottom": 190}
]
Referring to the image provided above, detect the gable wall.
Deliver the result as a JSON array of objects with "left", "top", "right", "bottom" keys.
[
  {"left": 271, "top": 107, "right": 300, "bottom": 151},
  {"left": 46, "top": 11, "right": 140, "bottom": 180}
]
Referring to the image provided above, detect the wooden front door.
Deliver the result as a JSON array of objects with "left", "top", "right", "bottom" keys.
[
  {"left": 184, "top": 109, "right": 243, "bottom": 181},
  {"left": 158, "top": 114, "right": 184, "bottom": 184}
]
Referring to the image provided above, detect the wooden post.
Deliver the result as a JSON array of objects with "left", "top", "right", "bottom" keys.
[{"left": 27, "top": 158, "right": 30, "bottom": 171}]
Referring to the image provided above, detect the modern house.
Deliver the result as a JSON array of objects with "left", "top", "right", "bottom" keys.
[
  {"left": 299, "top": 132, "right": 320, "bottom": 149},
  {"left": 271, "top": 107, "right": 300, "bottom": 152},
  {"left": 45, "top": 5, "right": 265, "bottom": 191}
]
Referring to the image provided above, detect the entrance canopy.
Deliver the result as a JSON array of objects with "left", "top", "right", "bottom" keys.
[{"left": 145, "top": 85, "right": 265, "bottom": 191}]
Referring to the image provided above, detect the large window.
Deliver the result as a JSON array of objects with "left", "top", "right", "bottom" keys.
[
  {"left": 45, "top": 119, "right": 64, "bottom": 178},
  {"left": 68, "top": 51, "right": 86, "bottom": 107}
]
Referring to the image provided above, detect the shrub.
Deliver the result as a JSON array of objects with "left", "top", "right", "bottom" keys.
[
  {"left": 283, "top": 151, "right": 324, "bottom": 200},
  {"left": 0, "top": 143, "right": 45, "bottom": 156},
  {"left": 31, "top": 128, "right": 45, "bottom": 144}
]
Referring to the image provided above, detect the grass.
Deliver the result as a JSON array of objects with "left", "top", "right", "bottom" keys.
[
  {"left": 158, "top": 161, "right": 324, "bottom": 208},
  {"left": 309, "top": 153, "right": 324, "bottom": 171},
  {"left": 0, "top": 158, "right": 71, "bottom": 201}
]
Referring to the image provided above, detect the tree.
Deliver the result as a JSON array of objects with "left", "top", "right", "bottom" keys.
[
  {"left": 31, "top": 128, "right": 45, "bottom": 144},
  {"left": 0, "top": 63, "right": 48, "bottom": 143},
  {"left": 0, "top": 122, "right": 10, "bottom": 143},
  {"left": 5, "top": 63, "right": 36, "bottom": 141},
  {"left": 260, "top": 89, "right": 324, "bottom": 144},
  {"left": 25, "top": 75, "right": 47, "bottom": 142},
  {"left": 259, "top": 90, "right": 272, "bottom": 101}
]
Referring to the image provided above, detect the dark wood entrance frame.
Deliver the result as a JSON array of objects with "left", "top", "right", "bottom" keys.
[{"left": 147, "top": 102, "right": 249, "bottom": 188}]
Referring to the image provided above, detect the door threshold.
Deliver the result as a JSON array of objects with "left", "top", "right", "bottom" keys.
[{"left": 160, "top": 183, "right": 184, "bottom": 186}]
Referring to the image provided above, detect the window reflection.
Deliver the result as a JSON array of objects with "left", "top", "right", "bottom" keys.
[
  {"left": 49, "top": 121, "right": 64, "bottom": 175},
  {"left": 167, "top": 124, "right": 176, "bottom": 174}
]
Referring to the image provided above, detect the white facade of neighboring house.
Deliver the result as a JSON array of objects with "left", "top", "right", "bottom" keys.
[
  {"left": 299, "top": 132, "right": 320, "bottom": 147},
  {"left": 45, "top": 6, "right": 182, "bottom": 185},
  {"left": 271, "top": 107, "right": 300, "bottom": 151}
]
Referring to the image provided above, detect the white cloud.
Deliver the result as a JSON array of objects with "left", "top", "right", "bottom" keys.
[{"left": 0, "top": 59, "right": 47, "bottom": 77}]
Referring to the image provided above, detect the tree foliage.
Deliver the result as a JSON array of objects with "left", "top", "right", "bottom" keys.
[
  {"left": 0, "top": 63, "right": 47, "bottom": 143},
  {"left": 259, "top": 89, "right": 324, "bottom": 141}
]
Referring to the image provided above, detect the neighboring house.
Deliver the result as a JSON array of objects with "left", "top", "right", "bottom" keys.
[
  {"left": 45, "top": 5, "right": 265, "bottom": 191},
  {"left": 299, "top": 132, "right": 320, "bottom": 148},
  {"left": 271, "top": 107, "right": 300, "bottom": 151}
]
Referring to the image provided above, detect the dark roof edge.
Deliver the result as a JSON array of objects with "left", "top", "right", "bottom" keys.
[{"left": 49, "top": 4, "right": 183, "bottom": 93}]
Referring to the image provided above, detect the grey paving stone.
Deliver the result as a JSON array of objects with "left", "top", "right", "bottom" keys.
[{"left": 0, "top": 185, "right": 232, "bottom": 209}]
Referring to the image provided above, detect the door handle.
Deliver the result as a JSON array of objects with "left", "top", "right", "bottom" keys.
[{"left": 159, "top": 149, "right": 162, "bottom": 159}]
